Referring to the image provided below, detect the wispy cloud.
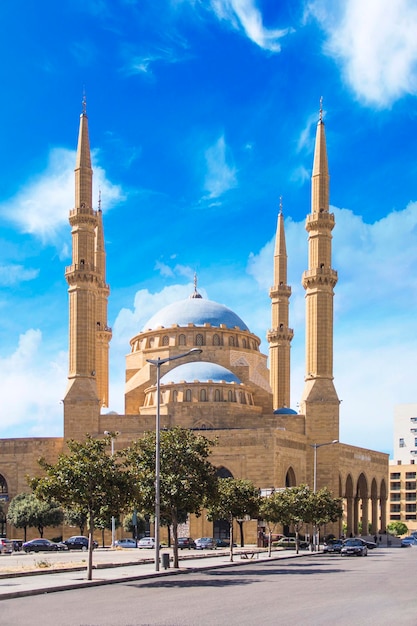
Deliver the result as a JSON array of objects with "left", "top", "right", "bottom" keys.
[
  {"left": 0, "top": 148, "right": 123, "bottom": 247},
  {"left": 203, "top": 135, "right": 237, "bottom": 200},
  {"left": 208, "top": 0, "right": 292, "bottom": 52},
  {"left": 306, "top": 0, "right": 417, "bottom": 107},
  {"left": 0, "top": 264, "right": 39, "bottom": 286}
]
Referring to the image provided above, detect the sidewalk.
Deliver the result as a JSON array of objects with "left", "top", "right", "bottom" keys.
[{"left": 0, "top": 549, "right": 309, "bottom": 601}]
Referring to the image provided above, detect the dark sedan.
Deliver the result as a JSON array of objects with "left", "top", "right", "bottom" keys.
[
  {"left": 177, "top": 537, "right": 196, "bottom": 549},
  {"left": 63, "top": 536, "right": 98, "bottom": 551},
  {"left": 341, "top": 538, "right": 368, "bottom": 556},
  {"left": 323, "top": 539, "right": 343, "bottom": 553},
  {"left": 23, "top": 539, "right": 68, "bottom": 553}
]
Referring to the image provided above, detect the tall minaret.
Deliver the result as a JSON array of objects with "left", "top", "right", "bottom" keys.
[
  {"left": 63, "top": 98, "right": 101, "bottom": 439},
  {"left": 267, "top": 199, "right": 294, "bottom": 410},
  {"left": 300, "top": 102, "right": 340, "bottom": 491},
  {"left": 95, "top": 193, "right": 112, "bottom": 408}
]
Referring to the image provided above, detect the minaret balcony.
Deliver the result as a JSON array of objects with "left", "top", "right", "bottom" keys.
[
  {"left": 302, "top": 267, "right": 338, "bottom": 289},
  {"left": 269, "top": 284, "right": 291, "bottom": 298},
  {"left": 267, "top": 326, "right": 294, "bottom": 342},
  {"left": 305, "top": 212, "right": 335, "bottom": 231}
]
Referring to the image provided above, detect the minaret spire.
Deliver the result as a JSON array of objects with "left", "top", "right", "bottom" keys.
[
  {"left": 63, "top": 103, "right": 101, "bottom": 439},
  {"left": 267, "top": 198, "right": 294, "bottom": 410},
  {"left": 301, "top": 105, "right": 339, "bottom": 461}
]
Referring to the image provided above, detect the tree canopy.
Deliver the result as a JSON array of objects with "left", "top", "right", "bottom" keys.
[
  {"left": 126, "top": 427, "right": 217, "bottom": 568},
  {"left": 30, "top": 434, "right": 136, "bottom": 580},
  {"left": 207, "top": 477, "right": 260, "bottom": 561},
  {"left": 6, "top": 492, "right": 63, "bottom": 540}
]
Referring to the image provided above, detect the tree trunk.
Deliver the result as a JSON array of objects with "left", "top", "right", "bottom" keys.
[
  {"left": 87, "top": 512, "right": 95, "bottom": 581},
  {"left": 172, "top": 509, "right": 179, "bottom": 568},
  {"left": 229, "top": 517, "right": 234, "bottom": 562}
]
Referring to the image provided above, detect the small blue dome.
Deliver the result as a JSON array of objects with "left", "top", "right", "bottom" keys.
[
  {"left": 273, "top": 407, "right": 298, "bottom": 415},
  {"left": 161, "top": 362, "right": 241, "bottom": 384},
  {"left": 142, "top": 298, "right": 249, "bottom": 332}
]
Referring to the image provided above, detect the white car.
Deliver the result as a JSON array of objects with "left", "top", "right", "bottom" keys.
[{"left": 137, "top": 537, "right": 156, "bottom": 549}]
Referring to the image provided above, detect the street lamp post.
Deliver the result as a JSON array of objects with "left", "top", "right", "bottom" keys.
[
  {"left": 146, "top": 348, "right": 202, "bottom": 571},
  {"left": 310, "top": 439, "right": 338, "bottom": 549},
  {"left": 104, "top": 430, "right": 120, "bottom": 548}
]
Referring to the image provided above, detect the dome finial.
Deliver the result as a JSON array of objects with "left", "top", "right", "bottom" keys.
[
  {"left": 319, "top": 96, "right": 323, "bottom": 123},
  {"left": 279, "top": 195, "right": 283, "bottom": 215},
  {"left": 82, "top": 88, "right": 87, "bottom": 116},
  {"left": 189, "top": 272, "right": 203, "bottom": 299}
]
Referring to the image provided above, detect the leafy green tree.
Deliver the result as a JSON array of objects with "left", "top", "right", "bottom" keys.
[
  {"left": 259, "top": 489, "right": 289, "bottom": 557},
  {"left": 126, "top": 427, "right": 217, "bottom": 568},
  {"left": 30, "top": 434, "right": 137, "bottom": 580},
  {"left": 123, "top": 511, "right": 146, "bottom": 537},
  {"left": 304, "top": 487, "right": 343, "bottom": 551},
  {"left": 387, "top": 521, "right": 408, "bottom": 536},
  {"left": 64, "top": 508, "right": 88, "bottom": 536},
  {"left": 6, "top": 492, "right": 63, "bottom": 540},
  {"left": 206, "top": 478, "right": 261, "bottom": 561},
  {"left": 7, "top": 493, "right": 35, "bottom": 541}
]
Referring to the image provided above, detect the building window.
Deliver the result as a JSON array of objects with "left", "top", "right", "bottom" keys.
[
  {"left": 390, "top": 472, "right": 401, "bottom": 479},
  {"left": 196, "top": 334, "right": 204, "bottom": 346},
  {"left": 242, "top": 338, "right": 247, "bottom": 348},
  {"left": 162, "top": 335, "right": 169, "bottom": 346},
  {"left": 390, "top": 493, "right": 401, "bottom": 501},
  {"left": 406, "top": 472, "right": 416, "bottom": 479},
  {"left": 406, "top": 482, "right": 416, "bottom": 491},
  {"left": 214, "top": 389, "right": 221, "bottom": 402},
  {"left": 200, "top": 389, "right": 207, "bottom": 402},
  {"left": 228, "top": 390, "right": 236, "bottom": 402},
  {"left": 179, "top": 334, "right": 186, "bottom": 346},
  {"left": 172, "top": 390, "right": 178, "bottom": 402},
  {"left": 149, "top": 337, "right": 154, "bottom": 348},
  {"left": 213, "top": 334, "right": 220, "bottom": 346},
  {"left": 239, "top": 391, "right": 246, "bottom": 404},
  {"left": 390, "top": 515, "right": 401, "bottom": 520},
  {"left": 390, "top": 482, "right": 401, "bottom": 491},
  {"left": 185, "top": 389, "right": 191, "bottom": 402},
  {"left": 406, "top": 514, "right": 417, "bottom": 520},
  {"left": 399, "top": 438, "right": 405, "bottom": 448},
  {"left": 229, "top": 336, "right": 235, "bottom": 347},
  {"left": 390, "top": 504, "right": 401, "bottom": 513},
  {"left": 406, "top": 504, "right": 417, "bottom": 512},
  {"left": 405, "top": 492, "right": 416, "bottom": 501}
]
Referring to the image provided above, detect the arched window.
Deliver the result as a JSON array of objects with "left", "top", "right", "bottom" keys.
[
  {"left": 179, "top": 334, "right": 186, "bottom": 346},
  {"left": 239, "top": 391, "right": 246, "bottom": 404},
  {"left": 228, "top": 390, "right": 236, "bottom": 402},
  {"left": 149, "top": 337, "right": 154, "bottom": 348},
  {"left": 162, "top": 335, "right": 169, "bottom": 346},
  {"left": 185, "top": 389, "right": 192, "bottom": 402},
  {"left": 213, "top": 334, "right": 220, "bottom": 346},
  {"left": 172, "top": 390, "right": 178, "bottom": 402},
  {"left": 229, "top": 336, "right": 235, "bottom": 347},
  {"left": 242, "top": 338, "right": 247, "bottom": 348},
  {"left": 200, "top": 389, "right": 207, "bottom": 402},
  {"left": 0, "top": 475, "right": 7, "bottom": 496},
  {"left": 196, "top": 333, "right": 204, "bottom": 346},
  {"left": 214, "top": 389, "right": 221, "bottom": 402}
]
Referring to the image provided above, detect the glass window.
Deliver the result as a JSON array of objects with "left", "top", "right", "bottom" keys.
[
  {"left": 213, "top": 334, "right": 220, "bottom": 346},
  {"left": 162, "top": 335, "right": 169, "bottom": 346},
  {"left": 399, "top": 438, "right": 405, "bottom": 448},
  {"left": 196, "top": 334, "right": 204, "bottom": 346},
  {"left": 179, "top": 334, "right": 186, "bottom": 346}
]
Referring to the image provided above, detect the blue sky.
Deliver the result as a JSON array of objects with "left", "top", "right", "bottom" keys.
[{"left": 1, "top": 0, "right": 417, "bottom": 457}]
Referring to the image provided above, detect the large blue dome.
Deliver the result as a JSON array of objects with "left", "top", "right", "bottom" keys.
[
  {"left": 160, "top": 362, "right": 241, "bottom": 384},
  {"left": 142, "top": 298, "right": 249, "bottom": 332}
]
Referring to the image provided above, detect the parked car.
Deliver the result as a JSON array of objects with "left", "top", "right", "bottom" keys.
[
  {"left": 401, "top": 536, "right": 417, "bottom": 547},
  {"left": 195, "top": 537, "right": 216, "bottom": 550},
  {"left": 341, "top": 538, "right": 368, "bottom": 556},
  {"left": 177, "top": 537, "right": 196, "bottom": 549},
  {"left": 115, "top": 538, "right": 138, "bottom": 548},
  {"left": 323, "top": 539, "right": 343, "bottom": 553},
  {"left": 10, "top": 539, "right": 23, "bottom": 552},
  {"left": 0, "top": 538, "right": 13, "bottom": 555},
  {"left": 23, "top": 538, "right": 68, "bottom": 553},
  {"left": 356, "top": 537, "right": 377, "bottom": 549},
  {"left": 63, "top": 536, "right": 98, "bottom": 551},
  {"left": 137, "top": 537, "right": 156, "bottom": 549},
  {"left": 275, "top": 537, "right": 309, "bottom": 549},
  {"left": 214, "top": 538, "right": 229, "bottom": 548}
]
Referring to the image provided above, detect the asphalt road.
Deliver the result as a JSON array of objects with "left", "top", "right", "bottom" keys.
[{"left": 0, "top": 547, "right": 415, "bottom": 626}]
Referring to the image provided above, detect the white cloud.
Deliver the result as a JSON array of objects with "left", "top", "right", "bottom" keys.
[
  {"left": 0, "top": 329, "right": 67, "bottom": 437},
  {"left": 0, "top": 148, "right": 124, "bottom": 246},
  {"left": 203, "top": 135, "right": 237, "bottom": 199},
  {"left": 0, "top": 264, "right": 39, "bottom": 286},
  {"left": 209, "top": 0, "right": 292, "bottom": 52},
  {"left": 307, "top": 0, "right": 417, "bottom": 107}
]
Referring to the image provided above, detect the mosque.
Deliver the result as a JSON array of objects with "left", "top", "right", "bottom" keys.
[{"left": 0, "top": 105, "right": 388, "bottom": 541}]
